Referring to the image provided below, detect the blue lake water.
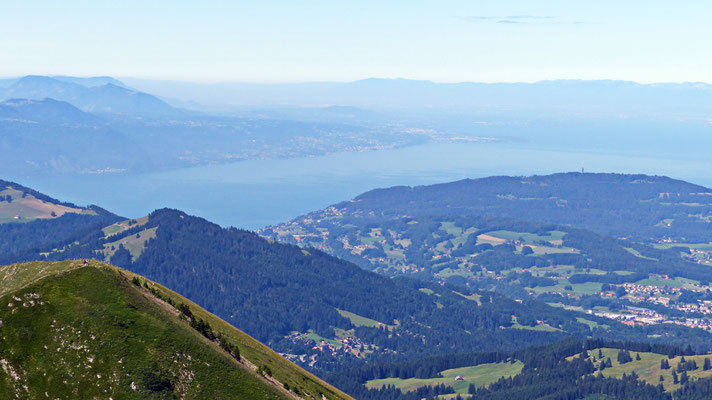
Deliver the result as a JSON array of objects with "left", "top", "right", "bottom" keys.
[{"left": 10, "top": 141, "right": 712, "bottom": 230}]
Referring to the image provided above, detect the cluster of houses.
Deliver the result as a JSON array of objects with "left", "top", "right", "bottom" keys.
[
  {"left": 615, "top": 282, "right": 678, "bottom": 304},
  {"left": 683, "top": 248, "right": 712, "bottom": 265},
  {"left": 593, "top": 306, "right": 664, "bottom": 326},
  {"left": 591, "top": 282, "right": 712, "bottom": 331},
  {"left": 286, "top": 332, "right": 367, "bottom": 360}
]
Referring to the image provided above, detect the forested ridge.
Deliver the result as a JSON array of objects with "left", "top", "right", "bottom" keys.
[
  {"left": 329, "top": 338, "right": 712, "bottom": 400},
  {"left": 332, "top": 173, "right": 712, "bottom": 241},
  {"left": 117, "top": 210, "right": 575, "bottom": 354}
]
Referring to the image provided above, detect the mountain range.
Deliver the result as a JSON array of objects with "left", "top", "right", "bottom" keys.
[
  {"left": 0, "top": 75, "right": 422, "bottom": 175},
  {"left": 0, "top": 75, "right": 181, "bottom": 117},
  {"left": 123, "top": 77, "right": 712, "bottom": 118}
]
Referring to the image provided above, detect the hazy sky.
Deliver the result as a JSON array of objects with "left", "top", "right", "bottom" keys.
[{"left": 2, "top": 1, "right": 711, "bottom": 83}]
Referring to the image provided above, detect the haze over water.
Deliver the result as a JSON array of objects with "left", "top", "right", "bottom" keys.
[{"left": 12, "top": 141, "right": 712, "bottom": 230}]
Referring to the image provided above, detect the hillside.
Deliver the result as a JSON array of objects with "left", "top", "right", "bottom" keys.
[
  {"left": 0, "top": 98, "right": 101, "bottom": 124},
  {"left": 264, "top": 174, "right": 712, "bottom": 354},
  {"left": 295, "top": 173, "right": 712, "bottom": 241},
  {"left": 330, "top": 338, "right": 712, "bottom": 399},
  {"left": 0, "top": 180, "right": 121, "bottom": 264},
  {"left": 7, "top": 208, "right": 712, "bottom": 368},
  {"left": 0, "top": 179, "right": 99, "bottom": 223},
  {"left": 0, "top": 98, "right": 142, "bottom": 174},
  {"left": 0, "top": 260, "right": 350, "bottom": 400}
]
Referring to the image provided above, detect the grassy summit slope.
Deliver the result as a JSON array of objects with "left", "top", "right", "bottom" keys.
[
  {"left": 0, "top": 181, "right": 95, "bottom": 223},
  {"left": 0, "top": 260, "right": 351, "bottom": 400}
]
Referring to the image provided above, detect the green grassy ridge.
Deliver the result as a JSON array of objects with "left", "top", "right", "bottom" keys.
[
  {"left": 0, "top": 260, "right": 351, "bottom": 400},
  {"left": 363, "top": 347, "right": 712, "bottom": 397},
  {"left": 0, "top": 186, "right": 93, "bottom": 222},
  {"left": 365, "top": 361, "right": 524, "bottom": 394},
  {"left": 571, "top": 348, "right": 712, "bottom": 392}
]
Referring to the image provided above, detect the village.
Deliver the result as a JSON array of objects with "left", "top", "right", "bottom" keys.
[{"left": 281, "top": 331, "right": 370, "bottom": 368}]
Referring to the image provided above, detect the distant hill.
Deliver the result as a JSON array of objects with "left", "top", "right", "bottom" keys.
[
  {"left": 123, "top": 77, "right": 712, "bottom": 118},
  {"left": 0, "top": 179, "right": 121, "bottom": 263},
  {"left": 0, "top": 98, "right": 143, "bottom": 174},
  {"left": 0, "top": 178, "right": 99, "bottom": 222},
  {"left": 0, "top": 76, "right": 417, "bottom": 175},
  {"left": 0, "top": 97, "right": 101, "bottom": 124},
  {"left": 320, "top": 173, "right": 712, "bottom": 241},
  {"left": 51, "top": 75, "right": 131, "bottom": 88},
  {"left": 0, "top": 75, "right": 182, "bottom": 117},
  {"left": 0, "top": 260, "right": 349, "bottom": 399}
]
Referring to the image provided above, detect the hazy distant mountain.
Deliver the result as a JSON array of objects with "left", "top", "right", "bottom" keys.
[
  {"left": 0, "top": 78, "right": 17, "bottom": 88},
  {"left": 0, "top": 75, "right": 182, "bottom": 117},
  {"left": 0, "top": 98, "right": 143, "bottom": 174},
  {"left": 123, "top": 77, "right": 712, "bottom": 118},
  {"left": 51, "top": 75, "right": 131, "bottom": 88},
  {"left": 0, "top": 98, "right": 101, "bottom": 124}
]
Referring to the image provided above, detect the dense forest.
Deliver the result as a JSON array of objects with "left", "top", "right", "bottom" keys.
[
  {"left": 0, "top": 179, "right": 121, "bottom": 263},
  {"left": 3, "top": 206, "right": 712, "bottom": 366},
  {"left": 329, "top": 338, "right": 710, "bottom": 400},
  {"left": 323, "top": 173, "right": 712, "bottom": 241},
  {"left": 116, "top": 210, "right": 576, "bottom": 356}
]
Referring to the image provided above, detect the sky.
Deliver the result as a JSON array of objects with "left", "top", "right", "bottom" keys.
[{"left": 2, "top": 1, "right": 711, "bottom": 83}]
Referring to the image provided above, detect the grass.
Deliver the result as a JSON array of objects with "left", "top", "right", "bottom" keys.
[
  {"left": 0, "top": 260, "right": 351, "bottom": 400},
  {"left": 337, "top": 309, "right": 391, "bottom": 328},
  {"left": 366, "top": 361, "right": 524, "bottom": 394},
  {"left": 455, "top": 292, "right": 482, "bottom": 305},
  {"left": 507, "top": 316, "right": 561, "bottom": 332},
  {"left": 306, "top": 331, "right": 343, "bottom": 348},
  {"left": 483, "top": 230, "right": 568, "bottom": 245},
  {"left": 438, "top": 267, "right": 475, "bottom": 279},
  {"left": 576, "top": 317, "right": 609, "bottom": 330},
  {"left": 522, "top": 264, "right": 577, "bottom": 276},
  {"left": 101, "top": 216, "right": 150, "bottom": 238},
  {"left": 636, "top": 276, "right": 699, "bottom": 289},
  {"left": 528, "top": 280, "right": 603, "bottom": 296},
  {"left": 476, "top": 234, "right": 506, "bottom": 246},
  {"left": 0, "top": 262, "right": 288, "bottom": 399},
  {"left": 0, "top": 261, "right": 86, "bottom": 297},
  {"left": 524, "top": 244, "right": 579, "bottom": 255},
  {"left": 103, "top": 227, "right": 158, "bottom": 261},
  {"left": 624, "top": 247, "right": 658, "bottom": 260},
  {"left": 440, "top": 221, "right": 463, "bottom": 236},
  {"left": 0, "top": 187, "right": 89, "bottom": 222},
  {"left": 573, "top": 348, "right": 712, "bottom": 392},
  {"left": 653, "top": 242, "right": 712, "bottom": 251}
]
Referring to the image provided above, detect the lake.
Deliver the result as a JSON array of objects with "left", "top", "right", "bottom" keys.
[{"left": 9, "top": 141, "right": 712, "bottom": 230}]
